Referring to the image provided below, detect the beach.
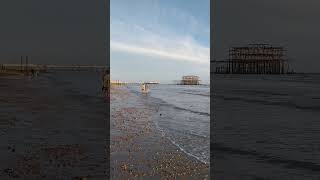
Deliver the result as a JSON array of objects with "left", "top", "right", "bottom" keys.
[
  {"left": 0, "top": 69, "right": 25, "bottom": 76},
  {"left": 0, "top": 71, "right": 108, "bottom": 179},
  {"left": 110, "top": 86, "right": 209, "bottom": 179}
]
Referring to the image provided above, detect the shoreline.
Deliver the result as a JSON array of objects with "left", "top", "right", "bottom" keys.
[
  {"left": 110, "top": 86, "right": 209, "bottom": 179},
  {"left": 0, "top": 70, "right": 25, "bottom": 76}
]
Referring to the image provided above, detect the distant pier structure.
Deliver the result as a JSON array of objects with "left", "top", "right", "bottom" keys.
[
  {"left": 111, "top": 80, "right": 127, "bottom": 86},
  {"left": 177, "top": 75, "right": 201, "bottom": 85},
  {"left": 145, "top": 81, "right": 159, "bottom": 84},
  {"left": 213, "top": 44, "right": 290, "bottom": 74}
]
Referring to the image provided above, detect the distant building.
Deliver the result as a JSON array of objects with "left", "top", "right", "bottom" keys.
[
  {"left": 179, "top": 75, "right": 200, "bottom": 85},
  {"left": 213, "top": 44, "right": 290, "bottom": 74}
]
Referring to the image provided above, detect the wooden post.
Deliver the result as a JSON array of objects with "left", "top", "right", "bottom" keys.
[
  {"left": 20, "top": 56, "right": 23, "bottom": 71},
  {"left": 26, "top": 56, "right": 28, "bottom": 75}
]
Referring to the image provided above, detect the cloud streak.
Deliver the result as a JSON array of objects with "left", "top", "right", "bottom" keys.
[
  {"left": 110, "top": 40, "right": 209, "bottom": 65},
  {"left": 110, "top": 19, "right": 210, "bottom": 65}
]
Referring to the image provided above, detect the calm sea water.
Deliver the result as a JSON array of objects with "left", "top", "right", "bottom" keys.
[
  {"left": 129, "top": 84, "right": 210, "bottom": 164},
  {"left": 213, "top": 74, "right": 320, "bottom": 179}
]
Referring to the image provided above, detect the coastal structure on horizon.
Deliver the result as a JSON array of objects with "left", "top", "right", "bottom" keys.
[
  {"left": 145, "top": 81, "right": 159, "bottom": 84},
  {"left": 212, "top": 44, "right": 291, "bottom": 74},
  {"left": 177, "top": 75, "right": 201, "bottom": 85},
  {"left": 111, "top": 80, "right": 127, "bottom": 86},
  {"left": 1, "top": 55, "right": 108, "bottom": 73},
  {"left": 0, "top": 56, "right": 46, "bottom": 76}
]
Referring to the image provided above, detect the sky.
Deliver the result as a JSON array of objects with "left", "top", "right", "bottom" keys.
[
  {"left": 111, "top": 0, "right": 210, "bottom": 84},
  {"left": 0, "top": 0, "right": 107, "bottom": 65},
  {"left": 213, "top": 0, "right": 320, "bottom": 73}
]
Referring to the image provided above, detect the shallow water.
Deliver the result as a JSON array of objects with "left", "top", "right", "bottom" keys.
[
  {"left": 110, "top": 86, "right": 209, "bottom": 179},
  {"left": 129, "top": 84, "right": 210, "bottom": 164}
]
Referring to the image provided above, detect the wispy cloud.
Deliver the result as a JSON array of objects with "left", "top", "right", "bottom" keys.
[{"left": 110, "top": 19, "right": 210, "bottom": 65}]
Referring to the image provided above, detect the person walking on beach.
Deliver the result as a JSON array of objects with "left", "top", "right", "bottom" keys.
[
  {"left": 31, "top": 69, "right": 35, "bottom": 78},
  {"left": 102, "top": 69, "right": 110, "bottom": 99}
]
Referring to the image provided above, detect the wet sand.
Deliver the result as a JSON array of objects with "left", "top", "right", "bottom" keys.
[
  {"left": 110, "top": 86, "right": 209, "bottom": 179},
  {"left": 0, "top": 73, "right": 108, "bottom": 179}
]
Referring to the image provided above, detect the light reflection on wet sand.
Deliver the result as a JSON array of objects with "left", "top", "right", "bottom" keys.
[{"left": 110, "top": 86, "right": 209, "bottom": 179}]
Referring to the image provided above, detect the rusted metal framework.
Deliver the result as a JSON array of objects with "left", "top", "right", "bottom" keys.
[
  {"left": 213, "top": 44, "right": 289, "bottom": 74},
  {"left": 179, "top": 75, "right": 201, "bottom": 85}
]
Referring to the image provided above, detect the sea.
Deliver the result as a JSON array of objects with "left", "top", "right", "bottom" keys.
[
  {"left": 212, "top": 74, "right": 320, "bottom": 180},
  {"left": 4, "top": 71, "right": 319, "bottom": 179},
  {"left": 129, "top": 84, "right": 210, "bottom": 164}
]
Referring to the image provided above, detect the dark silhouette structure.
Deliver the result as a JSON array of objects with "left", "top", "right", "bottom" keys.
[
  {"left": 213, "top": 44, "right": 290, "bottom": 74},
  {"left": 179, "top": 75, "right": 201, "bottom": 85}
]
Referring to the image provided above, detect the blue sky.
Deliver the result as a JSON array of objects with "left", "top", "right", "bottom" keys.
[{"left": 111, "top": 0, "right": 210, "bottom": 84}]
